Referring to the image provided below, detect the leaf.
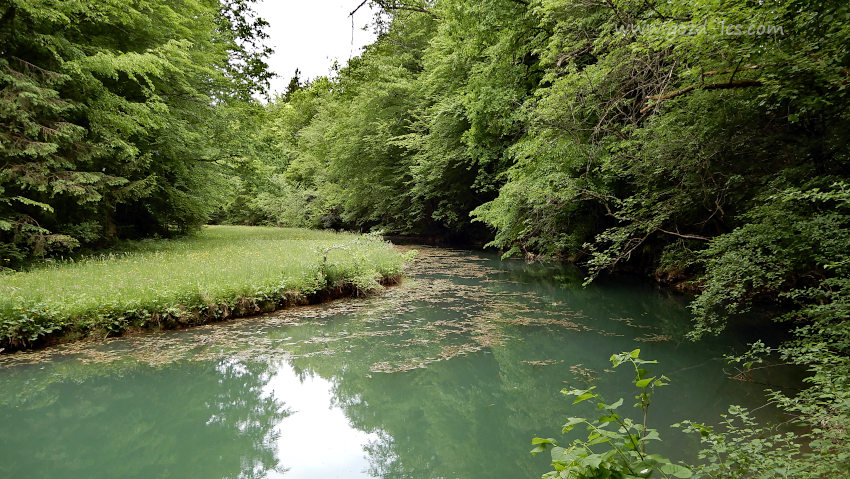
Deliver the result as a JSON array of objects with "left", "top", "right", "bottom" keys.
[
  {"left": 630, "top": 349, "right": 641, "bottom": 358},
  {"left": 587, "top": 435, "right": 612, "bottom": 446},
  {"left": 633, "top": 359, "right": 658, "bottom": 365},
  {"left": 610, "top": 353, "right": 624, "bottom": 366},
  {"left": 578, "top": 453, "right": 604, "bottom": 468},
  {"left": 530, "top": 444, "right": 548, "bottom": 454},
  {"left": 659, "top": 463, "right": 693, "bottom": 478},
  {"left": 636, "top": 377, "right": 655, "bottom": 388},
  {"left": 599, "top": 398, "right": 623, "bottom": 410},
  {"left": 563, "top": 386, "right": 594, "bottom": 397},
  {"left": 532, "top": 437, "right": 557, "bottom": 445},
  {"left": 598, "top": 413, "right": 619, "bottom": 423},
  {"left": 11, "top": 196, "right": 54, "bottom": 213},
  {"left": 531, "top": 437, "right": 557, "bottom": 455},
  {"left": 551, "top": 446, "right": 576, "bottom": 463},
  {"left": 562, "top": 417, "right": 585, "bottom": 433},
  {"left": 573, "top": 391, "right": 597, "bottom": 404},
  {"left": 565, "top": 386, "right": 598, "bottom": 404}
]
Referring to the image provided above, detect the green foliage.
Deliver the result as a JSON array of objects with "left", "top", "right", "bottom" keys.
[
  {"left": 0, "top": 0, "right": 272, "bottom": 266},
  {"left": 532, "top": 350, "right": 691, "bottom": 479},
  {"left": 691, "top": 182, "right": 850, "bottom": 336},
  {"left": 535, "top": 346, "right": 847, "bottom": 478},
  {"left": 0, "top": 226, "right": 405, "bottom": 348},
  {"left": 674, "top": 406, "right": 807, "bottom": 479},
  {"left": 676, "top": 382, "right": 849, "bottom": 478},
  {"left": 683, "top": 182, "right": 850, "bottom": 477},
  {"left": 473, "top": 0, "right": 849, "bottom": 276},
  {"left": 3, "top": 0, "right": 843, "bottom": 473},
  {"left": 222, "top": 0, "right": 544, "bottom": 238}
]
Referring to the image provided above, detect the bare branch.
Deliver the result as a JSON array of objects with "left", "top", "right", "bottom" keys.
[
  {"left": 657, "top": 228, "right": 711, "bottom": 241},
  {"left": 700, "top": 64, "right": 759, "bottom": 80},
  {"left": 353, "top": 1, "right": 440, "bottom": 19},
  {"left": 349, "top": 0, "right": 369, "bottom": 16},
  {"left": 641, "top": 80, "right": 762, "bottom": 114}
]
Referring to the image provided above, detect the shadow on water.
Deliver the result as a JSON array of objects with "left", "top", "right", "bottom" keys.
[{"left": 0, "top": 247, "right": 797, "bottom": 478}]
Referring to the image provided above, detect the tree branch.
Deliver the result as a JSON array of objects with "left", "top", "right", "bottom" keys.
[
  {"left": 641, "top": 0, "right": 690, "bottom": 21},
  {"left": 349, "top": 0, "right": 369, "bottom": 16},
  {"left": 352, "top": 1, "right": 440, "bottom": 19},
  {"left": 657, "top": 228, "right": 711, "bottom": 241},
  {"left": 641, "top": 80, "right": 762, "bottom": 114},
  {"left": 700, "top": 64, "right": 759, "bottom": 80}
]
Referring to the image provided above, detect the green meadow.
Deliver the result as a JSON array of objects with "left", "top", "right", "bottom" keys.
[{"left": 0, "top": 226, "right": 406, "bottom": 349}]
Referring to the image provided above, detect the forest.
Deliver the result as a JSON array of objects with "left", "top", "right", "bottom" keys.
[{"left": 1, "top": 0, "right": 849, "bottom": 477}]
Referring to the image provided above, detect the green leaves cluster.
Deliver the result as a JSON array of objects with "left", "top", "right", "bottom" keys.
[
  {"left": 674, "top": 406, "right": 809, "bottom": 479},
  {"left": 532, "top": 350, "right": 691, "bottom": 479}
]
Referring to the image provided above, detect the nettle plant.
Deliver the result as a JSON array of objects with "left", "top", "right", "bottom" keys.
[{"left": 532, "top": 350, "right": 692, "bottom": 479}]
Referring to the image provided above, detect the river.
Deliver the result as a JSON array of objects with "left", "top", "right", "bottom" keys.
[{"left": 0, "top": 247, "right": 782, "bottom": 478}]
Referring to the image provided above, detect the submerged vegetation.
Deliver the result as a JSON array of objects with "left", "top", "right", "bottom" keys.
[{"left": 0, "top": 226, "right": 405, "bottom": 350}]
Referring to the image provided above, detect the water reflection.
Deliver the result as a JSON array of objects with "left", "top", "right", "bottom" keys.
[
  {"left": 0, "top": 359, "right": 288, "bottom": 479},
  {"left": 0, "top": 247, "right": 786, "bottom": 479},
  {"left": 265, "top": 362, "right": 377, "bottom": 478}
]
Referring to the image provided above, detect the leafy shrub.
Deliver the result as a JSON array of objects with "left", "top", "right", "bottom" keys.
[{"left": 532, "top": 350, "right": 692, "bottom": 479}]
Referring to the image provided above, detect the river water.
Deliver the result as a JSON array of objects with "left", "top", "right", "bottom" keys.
[{"left": 0, "top": 247, "right": 781, "bottom": 478}]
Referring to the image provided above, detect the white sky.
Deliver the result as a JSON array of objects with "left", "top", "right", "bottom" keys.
[{"left": 252, "top": 0, "right": 380, "bottom": 97}]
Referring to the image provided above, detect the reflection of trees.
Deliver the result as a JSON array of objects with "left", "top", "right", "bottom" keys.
[
  {"left": 488, "top": 256, "right": 696, "bottom": 341},
  {"left": 0, "top": 249, "right": 775, "bottom": 479},
  {"left": 0, "top": 359, "right": 288, "bottom": 479},
  {"left": 293, "top": 350, "right": 553, "bottom": 479},
  {"left": 281, "top": 254, "right": 771, "bottom": 478},
  {"left": 363, "top": 431, "right": 403, "bottom": 478}
]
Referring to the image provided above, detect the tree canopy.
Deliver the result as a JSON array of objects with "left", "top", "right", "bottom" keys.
[
  {"left": 214, "top": 1, "right": 849, "bottom": 476},
  {"left": 2, "top": 0, "right": 849, "bottom": 475},
  {"left": 0, "top": 0, "right": 271, "bottom": 264}
]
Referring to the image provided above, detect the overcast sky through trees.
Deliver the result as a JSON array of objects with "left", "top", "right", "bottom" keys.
[{"left": 253, "top": 0, "right": 379, "bottom": 96}]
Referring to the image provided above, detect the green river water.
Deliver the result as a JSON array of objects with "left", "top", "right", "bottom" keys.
[{"left": 0, "top": 247, "right": 785, "bottom": 479}]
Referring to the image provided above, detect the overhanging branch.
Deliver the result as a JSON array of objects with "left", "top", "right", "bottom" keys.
[
  {"left": 349, "top": 0, "right": 369, "bottom": 16},
  {"left": 351, "top": 0, "right": 439, "bottom": 19},
  {"left": 641, "top": 80, "right": 762, "bottom": 114}
]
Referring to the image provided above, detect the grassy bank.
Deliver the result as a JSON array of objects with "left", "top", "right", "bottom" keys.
[{"left": 0, "top": 226, "right": 407, "bottom": 351}]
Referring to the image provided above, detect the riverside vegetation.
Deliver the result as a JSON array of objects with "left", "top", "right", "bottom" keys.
[
  {"left": 0, "top": 226, "right": 406, "bottom": 350},
  {"left": 1, "top": 0, "right": 849, "bottom": 477}
]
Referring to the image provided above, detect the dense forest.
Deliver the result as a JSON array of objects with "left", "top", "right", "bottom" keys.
[
  {"left": 1, "top": 0, "right": 849, "bottom": 476},
  {"left": 0, "top": 0, "right": 272, "bottom": 264}
]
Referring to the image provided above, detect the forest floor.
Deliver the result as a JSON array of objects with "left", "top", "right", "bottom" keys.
[{"left": 0, "top": 226, "right": 406, "bottom": 352}]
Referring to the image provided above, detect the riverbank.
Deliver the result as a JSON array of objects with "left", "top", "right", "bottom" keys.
[
  {"left": 0, "top": 226, "right": 408, "bottom": 352},
  {"left": 0, "top": 245, "right": 778, "bottom": 479}
]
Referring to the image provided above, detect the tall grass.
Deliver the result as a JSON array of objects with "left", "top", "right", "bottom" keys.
[{"left": 0, "top": 226, "right": 405, "bottom": 349}]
